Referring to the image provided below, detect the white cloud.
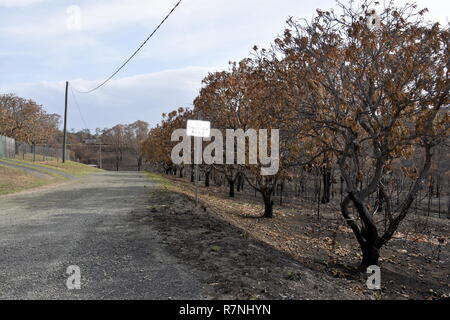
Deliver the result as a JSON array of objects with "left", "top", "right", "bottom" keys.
[
  {"left": 80, "top": 0, "right": 170, "bottom": 33},
  {"left": 0, "top": 66, "right": 213, "bottom": 130},
  {"left": 2, "top": 0, "right": 448, "bottom": 40},
  {"left": 0, "top": 0, "right": 176, "bottom": 37},
  {"left": 1, "top": 0, "right": 448, "bottom": 132},
  {"left": 0, "top": 0, "right": 45, "bottom": 7}
]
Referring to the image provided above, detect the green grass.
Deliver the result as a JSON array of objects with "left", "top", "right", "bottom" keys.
[
  {"left": 0, "top": 160, "right": 103, "bottom": 196},
  {"left": 144, "top": 171, "right": 174, "bottom": 189},
  {"left": 0, "top": 165, "right": 51, "bottom": 195},
  {"left": 36, "top": 160, "right": 103, "bottom": 176},
  {"left": 3, "top": 159, "right": 103, "bottom": 177},
  {"left": 1, "top": 159, "right": 68, "bottom": 180}
]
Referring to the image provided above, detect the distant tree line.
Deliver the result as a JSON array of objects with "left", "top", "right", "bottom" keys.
[{"left": 68, "top": 121, "right": 149, "bottom": 171}]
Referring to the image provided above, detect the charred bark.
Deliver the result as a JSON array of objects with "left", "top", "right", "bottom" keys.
[
  {"left": 262, "top": 192, "right": 274, "bottom": 218},
  {"left": 205, "top": 170, "right": 210, "bottom": 187},
  {"left": 321, "top": 168, "right": 332, "bottom": 204},
  {"left": 228, "top": 178, "right": 235, "bottom": 198}
]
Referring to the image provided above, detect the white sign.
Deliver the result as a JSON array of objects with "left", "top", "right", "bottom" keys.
[{"left": 187, "top": 120, "right": 211, "bottom": 138}]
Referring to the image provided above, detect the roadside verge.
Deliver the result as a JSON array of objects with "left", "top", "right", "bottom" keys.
[{"left": 0, "top": 159, "right": 103, "bottom": 196}]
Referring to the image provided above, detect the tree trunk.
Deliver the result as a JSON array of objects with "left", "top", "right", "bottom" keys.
[
  {"left": 447, "top": 195, "right": 450, "bottom": 219},
  {"left": 237, "top": 173, "right": 245, "bottom": 192},
  {"left": 427, "top": 180, "right": 432, "bottom": 216},
  {"left": 345, "top": 192, "right": 380, "bottom": 269},
  {"left": 321, "top": 168, "right": 332, "bottom": 203},
  {"left": 360, "top": 243, "right": 380, "bottom": 268},
  {"left": 190, "top": 164, "right": 195, "bottom": 182},
  {"left": 179, "top": 167, "right": 183, "bottom": 178},
  {"left": 229, "top": 178, "right": 235, "bottom": 198},
  {"left": 262, "top": 192, "right": 273, "bottom": 218},
  {"left": 436, "top": 178, "right": 440, "bottom": 198},
  {"left": 205, "top": 170, "right": 210, "bottom": 187},
  {"left": 137, "top": 156, "right": 142, "bottom": 172},
  {"left": 279, "top": 182, "right": 284, "bottom": 206},
  {"left": 376, "top": 185, "right": 383, "bottom": 213}
]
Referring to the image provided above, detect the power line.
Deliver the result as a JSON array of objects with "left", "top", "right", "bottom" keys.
[
  {"left": 73, "top": 0, "right": 183, "bottom": 94},
  {"left": 69, "top": 83, "right": 89, "bottom": 129}
]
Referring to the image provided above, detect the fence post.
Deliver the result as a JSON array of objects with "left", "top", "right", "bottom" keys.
[{"left": 62, "top": 81, "right": 69, "bottom": 163}]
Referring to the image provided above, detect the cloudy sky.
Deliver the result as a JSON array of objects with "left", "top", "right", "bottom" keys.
[{"left": 0, "top": 0, "right": 448, "bottom": 131}]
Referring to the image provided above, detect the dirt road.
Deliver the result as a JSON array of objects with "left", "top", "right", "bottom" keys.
[
  {"left": 0, "top": 172, "right": 209, "bottom": 299},
  {"left": 0, "top": 171, "right": 358, "bottom": 300}
]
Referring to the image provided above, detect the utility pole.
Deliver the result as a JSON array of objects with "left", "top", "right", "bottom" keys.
[
  {"left": 195, "top": 137, "right": 200, "bottom": 206},
  {"left": 99, "top": 141, "right": 103, "bottom": 169},
  {"left": 62, "top": 81, "right": 69, "bottom": 163}
]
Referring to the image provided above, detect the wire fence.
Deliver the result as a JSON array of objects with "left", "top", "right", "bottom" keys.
[
  {"left": 179, "top": 166, "right": 450, "bottom": 220},
  {"left": 0, "top": 135, "right": 15, "bottom": 158},
  {"left": 0, "top": 135, "right": 70, "bottom": 162}
]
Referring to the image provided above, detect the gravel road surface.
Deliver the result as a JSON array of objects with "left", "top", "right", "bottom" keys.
[{"left": 0, "top": 172, "right": 209, "bottom": 299}]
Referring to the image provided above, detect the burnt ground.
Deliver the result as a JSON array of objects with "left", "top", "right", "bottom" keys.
[
  {"left": 152, "top": 173, "right": 449, "bottom": 300},
  {"left": 132, "top": 184, "right": 360, "bottom": 300}
]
